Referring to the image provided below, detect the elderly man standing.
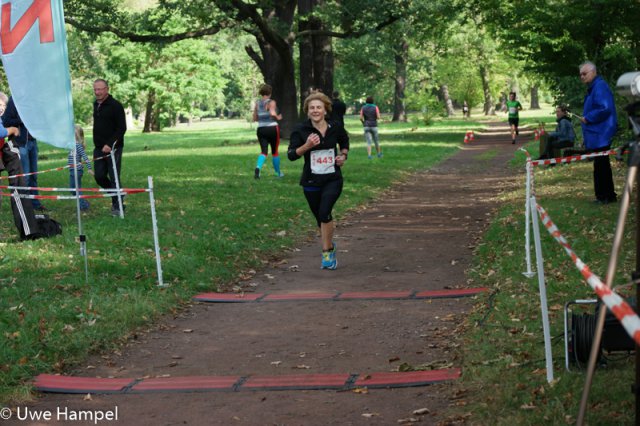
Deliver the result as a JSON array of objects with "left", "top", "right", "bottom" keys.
[
  {"left": 92, "top": 79, "right": 127, "bottom": 215},
  {"left": 579, "top": 61, "right": 618, "bottom": 205}
]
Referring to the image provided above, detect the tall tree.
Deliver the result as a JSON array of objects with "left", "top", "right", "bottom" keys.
[
  {"left": 474, "top": 0, "right": 640, "bottom": 104},
  {"left": 65, "top": 0, "right": 406, "bottom": 136}
]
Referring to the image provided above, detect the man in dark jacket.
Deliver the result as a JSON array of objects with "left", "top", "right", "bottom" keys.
[
  {"left": 579, "top": 62, "right": 617, "bottom": 204},
  {"left": 330, "top": 91, "right": 346, "bottom": 126},
  {"left": 2, "top": 96, "right": 45, "bottom": 210},
  {"left": 0, "top": 92, "right": 40, "bottom": 239},
  {"left": 92, "top": 79, "right": 127, "bottom": 215}
]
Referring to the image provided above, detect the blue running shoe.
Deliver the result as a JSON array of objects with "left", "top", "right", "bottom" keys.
[{"left": 321, "top": 243, "right": 337, "bottom": 270}]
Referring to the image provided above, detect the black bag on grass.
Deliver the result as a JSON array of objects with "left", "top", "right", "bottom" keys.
[{"left": 21, "top": 214, "right": 62, "bottom": 240}]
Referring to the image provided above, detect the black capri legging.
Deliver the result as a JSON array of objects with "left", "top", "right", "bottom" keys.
[
  {"left": 257, "top": 126, "right": 280, "bottom": 156},
  {"left": 303, "top": 179, "right": 343, "bottom": 227}
]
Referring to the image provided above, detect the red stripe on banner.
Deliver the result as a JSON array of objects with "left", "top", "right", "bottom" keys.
[
  {"left": 242, "top": 374, "right": 351, "bottom": 389},
  {"left": 414, "top": 288, "right": 487, "bottom": 298},
  {"left": 354, "top": 369, "right": 461, "bottom": 387},
  {"left": 131, "top": 376, "right": 240, "bottom": 392},
  {"left": 192, "top": 293, "right": 264, "bottom": 302},
  {"left": 338, "top": 291, "right": 414, "bottom": 300},
  {"left": 33, "top": 374, "right": 133, "bottom": 393}
]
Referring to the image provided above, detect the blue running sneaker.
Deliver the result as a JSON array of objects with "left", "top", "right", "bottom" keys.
[{"left": 321, "top": 243, "right": 337, "bottom": 270}]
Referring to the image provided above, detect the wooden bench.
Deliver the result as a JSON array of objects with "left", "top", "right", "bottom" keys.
[{"left": 539, "top": 133, "right": 584, "bottom": 159}]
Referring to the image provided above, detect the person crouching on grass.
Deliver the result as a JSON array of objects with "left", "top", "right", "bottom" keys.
[{"left": 288, "top": 92, "right": 349, "bottom": 270}]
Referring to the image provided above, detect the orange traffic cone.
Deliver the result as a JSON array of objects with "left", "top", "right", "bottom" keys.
[
  {"left": 469, "top": 131, "right": 475, "bottom": 142},
  {"left": 534, "top": 129, "right": 540, "bottom": 141},
  {"left": 464, "top": 132, "right": 469, "bottom": 144}
]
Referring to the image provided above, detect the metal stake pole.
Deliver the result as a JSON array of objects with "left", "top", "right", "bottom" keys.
[
  {"left": 529, "top": 196, "right": 554, "bottom": 383},
  {"left": 148, "top": 176, "right": 165, "bottom": 287},
  {"left": 524, "top": 160, "right": 535, "bottom": 277},
  {"left": 110, "top": 143, "right": 124, "bottom": 218}
]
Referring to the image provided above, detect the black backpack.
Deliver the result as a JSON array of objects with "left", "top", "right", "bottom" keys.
[{"left": 21, "top": 214, "right": 63, "bottom": 240}]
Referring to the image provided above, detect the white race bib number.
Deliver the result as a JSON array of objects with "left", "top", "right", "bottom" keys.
[
  {"left": 310, "top": 149, "right": 335, "bottom": 174},
  {"left": 509, "top": 107, "right": 517, "bottom": 114}
]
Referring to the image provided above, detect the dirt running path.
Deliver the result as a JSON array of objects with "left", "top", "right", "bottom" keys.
[{"left": 15, "top": 123, "right": 524, "bottom": 426}]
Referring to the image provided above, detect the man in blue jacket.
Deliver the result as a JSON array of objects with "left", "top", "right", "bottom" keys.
[{"left": 579, "top": 61, "right": 617, "bottom": 204}]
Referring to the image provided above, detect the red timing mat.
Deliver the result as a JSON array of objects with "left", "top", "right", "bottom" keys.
[
  {"left": 193, "top": 288, "right": 487, "bottom": 303},
  {"left": 34, "top": 375, "right": 135, "bottom": 394},
  {"left": 34, "top": 369, "right": 460, "bottom": 394}
]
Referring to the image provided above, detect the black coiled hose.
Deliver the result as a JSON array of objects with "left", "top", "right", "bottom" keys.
[{"left": 571, "top": 312, "right": 601, "bottom": 367}]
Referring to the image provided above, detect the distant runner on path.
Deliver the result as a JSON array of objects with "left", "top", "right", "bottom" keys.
[
  {"left": 253, "top": 84, "right": 283, "bottom": 179},
  {"left": 504, "top": 92, "right": 522, "bottom": 144},
  {"left": 360, "top": 96, "right": 382, "bottom": 159},
  {"left": 288, "top": 92, "right": 349, "bottom": 270}
]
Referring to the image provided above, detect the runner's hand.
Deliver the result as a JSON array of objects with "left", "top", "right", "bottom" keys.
[{"left": 306, "top": 133, "right": 320, "bottom": 149}]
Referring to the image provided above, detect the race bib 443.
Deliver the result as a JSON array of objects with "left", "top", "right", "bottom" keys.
[{"left": 310, "top": 149, "right": 335, "bottom": 174}]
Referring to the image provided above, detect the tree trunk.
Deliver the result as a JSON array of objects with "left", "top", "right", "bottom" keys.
[
  {"left": 125, "top": 106, "right": 135, "bottom": 130},
  {"left": 312, "top": 32, "right": 333, "bottom": 96},
  {"left": 530, "top": 85, "right": 540, "bottom": 109},
  {"left": 479, "top": 64, "right": 494, "bottom": 115},
  {"left": 256, "top": 44, "right": 297, "bottom": 138},
  {"left": 440, "top": 84, "right": 455, "bottom": 117},
  {"left": 244, "top": 1, "right": 298, "bottom": 138},
  {"left": 298, "top": 0, "right": 314, "bottom": 115},
  {"left": 392, "top": 39, "right": 408, "bottom": 122},
  {"left": 298, "top": 0, "right": 334, "bottom": 112},
  {"left": 143, "top": 90, "right": 156, "bottom": 133}
]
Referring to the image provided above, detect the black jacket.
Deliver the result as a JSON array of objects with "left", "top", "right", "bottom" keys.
[
  {"left": 1, "top": 97, "right": 35, "bottom": 147},
  {"left": 93, "top": 95, "right": 127, "bottom": 149},
  {"left": 288, "top": 119, "right": 349, "bottom": 187},
  {"left": 330, "top": 99, "right": 346, "bottom": 125}
]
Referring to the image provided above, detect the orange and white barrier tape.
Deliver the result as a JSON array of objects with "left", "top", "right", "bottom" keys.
[
  {"left": 0, "top": 184, "right": 147, "bottom": 193},
  {"left": 536, "top": 202, "right": 640, "bottom": 344},
  {"left": 1, "top": 186, "right": 148, "bottom": 200},
  {"left": 1, "top": 191, "right": 146, "bottom": 200},
  {"left": 0, "top": 152, "right": 112, "bottom": 181},
  {"left": 529, "top": 149, "right": 619, "bottom": 167}
]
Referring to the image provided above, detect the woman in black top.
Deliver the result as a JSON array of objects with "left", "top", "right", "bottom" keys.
[{"left": 288, "top": 92, "right": 349, "bottom": 270}]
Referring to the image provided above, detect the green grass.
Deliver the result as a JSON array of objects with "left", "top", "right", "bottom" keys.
[
  {"left": 453, "top": 114, "right": 635, "bottom": 425},
  {"left": 0, "top": 114, "right": 475, "bottom": 403}
]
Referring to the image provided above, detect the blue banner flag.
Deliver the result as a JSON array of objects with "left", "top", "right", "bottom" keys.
[{"left": 0, "top": 0, "right": 74, "bottom": 149}]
